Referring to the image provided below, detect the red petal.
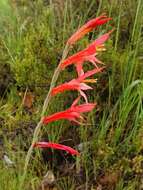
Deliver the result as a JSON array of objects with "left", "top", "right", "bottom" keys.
[
  {"left": 43, "top": 111, "right": 81, "bottom": 124},
  {"left": 34, "top": 142, "right": 80, "bottom": 156},
  {"left": 51, "top": 82, "right": 80, "bottom": 96},
  {"left": 85, "top": 32, "right": 111, "bottom": 55},
  {"left": 75, "top": 61, "right": 84, "bottom": 76},
  {"left": 79, "top": 90, "right": 88, "bottom": 103},
  {"left": 71, "top": 103, "right": 96, "bottom": 113},
  {"left": 71, "top": 96, "right": 81, "bottom": 107},
  {"left": 77, "top": 67, "right": 105, "bottom": 82},
  {"left": 67, "top": 15, "right": 112, "bottom": 44}
]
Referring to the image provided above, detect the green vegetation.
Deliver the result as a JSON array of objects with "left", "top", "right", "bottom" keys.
[{"left": 0, "top": 0, "right": 143, "bottom": 189}]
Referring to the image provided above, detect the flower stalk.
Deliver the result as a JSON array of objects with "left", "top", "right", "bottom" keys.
[{"left": 20, "top": 14, "right": 112, "bottom": 189}]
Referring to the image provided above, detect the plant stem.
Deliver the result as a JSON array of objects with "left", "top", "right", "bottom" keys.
[{"left": 20, "top": 43, "right": 70, "bottom": 189}]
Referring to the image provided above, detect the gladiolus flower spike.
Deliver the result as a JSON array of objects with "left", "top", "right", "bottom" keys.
[
  {"left": 43, "top": 97, "right": 96, "bottom": 124},
  {"left": 67, "top": 15, "right": 112, "bottom": 44},
  {"left": 61, "top": 30, "right": 112, "bottom": 76},
  {"left": 34, "top": 142, "right": 80, "bottom": 156},
  {"left": 30, "top": 15, "right": 113, "bottom": 165}
]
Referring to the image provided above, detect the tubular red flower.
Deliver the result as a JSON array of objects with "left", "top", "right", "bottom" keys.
[
  {"left": 51, "top": 67, "right": 104, "bottom": 102},
  {"left": 43, "top": 111, "right": 81, "bottom": 124},
  {"left": 61, "top": 30, "right": 112, "bottom": 76},
  {"left": 34, "top": 142, "right": 80, "bottom": 156},
  {"left": 52, "top": 81, "right": 91, "bottom": 103},
  {"left": 43, "top": 97, "right": 96, "bottom": 124},
  {"left": 67, "top": 15, "right": 112, "bottom": 44}
]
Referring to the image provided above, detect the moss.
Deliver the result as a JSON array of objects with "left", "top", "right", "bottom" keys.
[{"left": 13, "top": 28, "right": 57, "bottom": 89}]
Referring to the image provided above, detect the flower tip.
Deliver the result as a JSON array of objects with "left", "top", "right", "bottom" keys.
[{"left": 75, "top": 151, "right": 80, "bottom": 156}]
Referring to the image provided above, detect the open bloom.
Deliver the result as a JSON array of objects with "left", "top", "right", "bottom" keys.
[
  {"left": 67, "top": 15, "right": 112, "bottom": 44},
  {"left": 51, "top": 67, "right": 104, "bottom": 102},
  {"left": 61, "top": 30, "right": 112, "bottom": 76},
  {"left": 43, "top": 97, "right": 96, "bottom": 124},
  {"left": 34, "top": 142, "right": 80, "bottom": 156}
]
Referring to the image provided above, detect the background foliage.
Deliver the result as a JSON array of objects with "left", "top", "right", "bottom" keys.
[{"left": 0, "top": 0, "right": 143, "bottom": 189}]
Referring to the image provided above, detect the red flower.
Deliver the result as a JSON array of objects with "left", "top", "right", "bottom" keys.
[
  {"left": 67, "top": 15, "right": 112, "bottom": 44},
  {"left": 61, "top": 30, "right": 112, "bottom": 76},
  {"left": 51, "top": 67, "right": 104, "bottom": 102},
  {"left": 34, "top": 142, "right": 80, "bottom": 156},
  {"left": 43, "top": 97, "right": 96, "bottom": 124}
]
